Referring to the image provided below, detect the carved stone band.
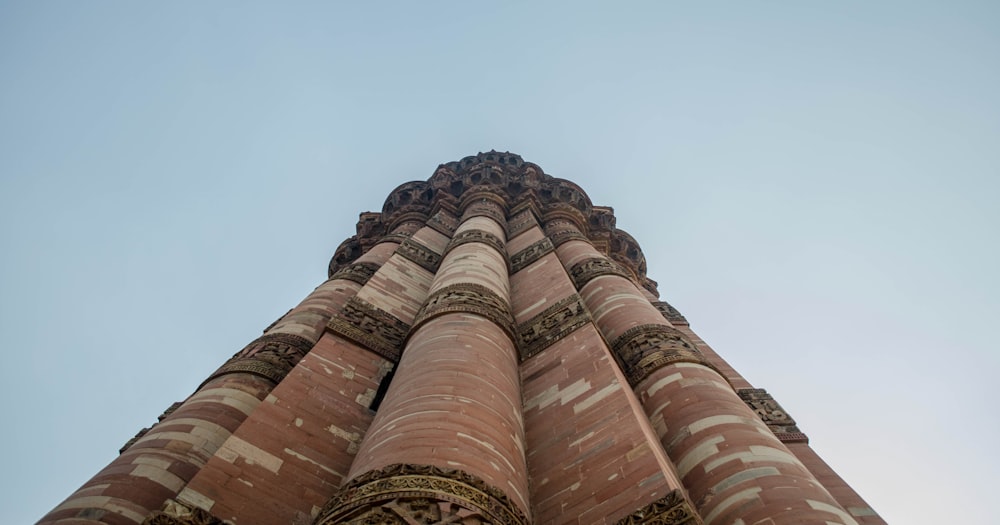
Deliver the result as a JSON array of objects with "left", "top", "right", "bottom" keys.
[
  {"left": 569, "top": 257, "right": 633, "bottom": 291},
  {"left": 507, "top": 210, "right": 538, "bottom": 239},
  {"left": 516, "top": 293, "right": 591, "bottom": 360},
  {"left": 614, "top": 489, "right": 703, "bottom": 525},
  {"left": 330, "top": 261, "right": 381, "bottom": 286},
  {"left": 411, "top": 283, "right": 516, "bottom": 343},
  {"left": 427, "top": 211, "right": 458, "bottom": 237},
  {"left": 610, "top": 324, "right": 716, "bottom": 387},
  {"left": 315, "top": 464, "right": 528, "bottom": 525},
  {"left": 737, "top": 388, "right": 808, "bottom": 443},
  {"left": 445, "top": 229, "right": 507, "bottom": 264},
  {"left": 461, "top": 197, "right": 508, "bottom": 231},
  {"left": 651, "top": 301, "right": 689, "bottom": 326},
  {"left": 395, "top": 237, "right": 443, "bottom": 273},
  {"left": 205, "top": 333, "right": 315, "bottom": 386},
  {"left": 548, "top": 228, "right": 588, "bottom": 247},
  {"left": 327, "top": 297, "right": 411, "bottom": 363},
  {"left": 510, "top": 237, "right": 554, "bottom": 274},
  {"left": 375, "top": 231, "right": 413, "bottom": 246}
]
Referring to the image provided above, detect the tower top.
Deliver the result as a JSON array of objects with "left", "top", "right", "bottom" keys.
[{"left": 330, "top": 151, "right": 659, "bottom": 297}]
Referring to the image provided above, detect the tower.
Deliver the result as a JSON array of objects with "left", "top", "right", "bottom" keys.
[{"left": 41, "top": 152, "right": 884, "bottom": 525}]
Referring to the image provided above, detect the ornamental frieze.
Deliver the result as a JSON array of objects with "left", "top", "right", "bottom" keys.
[
  {"left": 569, "top": 257, "right": 633, "bottom": 290},
  {"left": 610, "top": 324, "right": 714, "bottom": 387},
  {"left": 396, "top": 237, "right": 443, "bottom": 273},
  {"left": 330, "top": 261, "right": 381, "bottom": 286},
  {"left": 516, "top": 293, "right": 591, "bottom": 360},
  {"left": 445, "top": 229, "right": 507, "bottom": 262},
  {"left": 314, "top": 463, "right": 528, "bottom": 525},
  {"left": 651, "top": 301, "right": 688, "bottom": 326},
  {"left": 614, "top": 489, "right": 703, "bottom": 525},
  {"left": 327, "top": 297, "right": 411, "bottom": 363},
  {"left": 412, "top": 283, "right": 515, "bottom": 343},
  {"left": 206, "top": 333, "right": 315, "bottom": 385},
  {"left": 737, "top": 388, "right": 808, "bottom": 443},
  {"left": 509, "top": 237, "right": 554, "bottom": 274}
]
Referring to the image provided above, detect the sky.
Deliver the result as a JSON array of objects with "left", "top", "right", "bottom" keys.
[{"left": 1, "top": 2, "right": 997, "bottom": 523}]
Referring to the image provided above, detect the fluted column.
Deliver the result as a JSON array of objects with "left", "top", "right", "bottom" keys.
[
  {"left": 317, "top": 196, "right": 529, "bottom": 525},
  {"left": 548, "top": 218, "right": 858, "bottom": 525},
  {"left": 39, "top": 226, "right": 409, "bottom": 525}
]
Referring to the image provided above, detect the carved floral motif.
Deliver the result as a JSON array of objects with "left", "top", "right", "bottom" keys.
[
  {"left": 143, "top": 500, "right": 225, "bottom": 525},
  {"left": 327, "top": 297, "right": 411, "bottom": 363},
  {"left": 314, "top": 464, "right": 527, "bottom": 525},
  {"left": 569, "top": 257, "right": 633, "bottom": 290},
  {"left": 396, "top": 237, "right": 443, "bottom": 273},
  {"left": 330, "top": 262, "right": 381, "bottom": 286},
  {"left": 412, "top": 283, "right": 515, "bottom": 343},
  {"left": 737, "top": 388, "right": 808, "bottom": 443},
  {"left": 651, "top": 301, "right": 688, "bottom": 325},
  {"left": 610, "top": 324, "right": 715, "bottom": 387},
  {"left": 509, "top": 237, "right": 554, "bottom": 274},
  {"left": 614, "top": 489, "right": 702, "bottom": 525},
  {"left": 206, "top": 333, "right": 314, "bottom": 385},
  {"left": 445, "top": 229, "right": 507, "bottom": 262},
  {"left": 516, "top": 294, "right": 591, "bottom": 360}
]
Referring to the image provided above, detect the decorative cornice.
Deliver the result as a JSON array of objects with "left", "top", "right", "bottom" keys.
[
  {"left": 614, "top": 489, "right": 703, "bottom": 525},
  {"left": 445, "top": 229, "right": 507, "bottom": 263},
  {"left": 314, "top": 463, "right": 528, "bottom": 525},
  {"left": 329, "top": 262, "right": 381, "bottom": 286},
  {"left": 651, "top": 301, "right": 689, "bottom": 326},
  {"left": 327, "top": 297, "right": 411, "bottom": 363},
  {"left": 569, "top": 257, "right": 633, "bottom": 290},
  {"left": 610, "top": 324, "right": 716, "bottom": 387},
  {"left": 737, "top": 388, "right": 808, "bottom": 443},
  {"left": 411, "top": 283, "right": 515, "bottom": 343},
  {"left": 205, "top": 333, "right": 314, "bottom": 386},
  {"left": 516, "top": 293, "right": 591, "bottom": 360},
  {"left": 395, "top": 237, "right": 442, "bottom": 273},
  {"left": 510, "top": 237, "right": 554, "bottom": 274}
]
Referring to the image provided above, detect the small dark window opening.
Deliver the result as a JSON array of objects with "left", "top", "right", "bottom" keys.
[{"left": 369, "top": 367, "right": 396, "bottom": 411}]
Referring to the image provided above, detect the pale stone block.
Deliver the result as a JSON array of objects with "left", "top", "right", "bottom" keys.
[
  {"left": 573, "top": 382, "right": 620, "bottom": 414},
  {"left": 130, "top": 456, "right": 172, "bottom": 469},
  {"left": 283, "top": 448, "right": 342, "bottom": 477},
  {"left": 712, "top": 466, "right": 780, "bottom": 494},
  {"left": 688, "top": 414, "right": 754, "bottom": 434},
  {"left": 177, "top": 487, "right": 216, "bottom": 511},
  {"left": 218, "top": 436, "right": 283, "bottom": 474},
  {"left": 703, "top": 487, "right": 762, "bottom": 524},
  {"left": 747, "top": 445, "right": 800, "bottom": 465},
  {"left": 808, "top": 499, "right": 859, "bottom": 525},
  {"left": 130, "top": 464, "right": 185, "bottom": 492},
  {"left": 645, "top": 372, "right": 683, "bottom": 397},
  {"left": 676, "top": 435, "right": 725, "bottom": 477}
]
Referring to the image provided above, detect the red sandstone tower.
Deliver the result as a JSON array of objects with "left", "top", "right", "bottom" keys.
[{"left": 41, "top": 152, "right": 884, "bottom": 525}]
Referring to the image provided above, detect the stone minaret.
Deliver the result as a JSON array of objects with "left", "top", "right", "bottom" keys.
[{"left": 40, "top": 152, "right": 883, "bottom": 525}]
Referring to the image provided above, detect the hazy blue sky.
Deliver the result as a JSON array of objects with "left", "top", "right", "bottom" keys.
[{"left": 2, "top": 2, "right": 997, "bottom": 523}]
